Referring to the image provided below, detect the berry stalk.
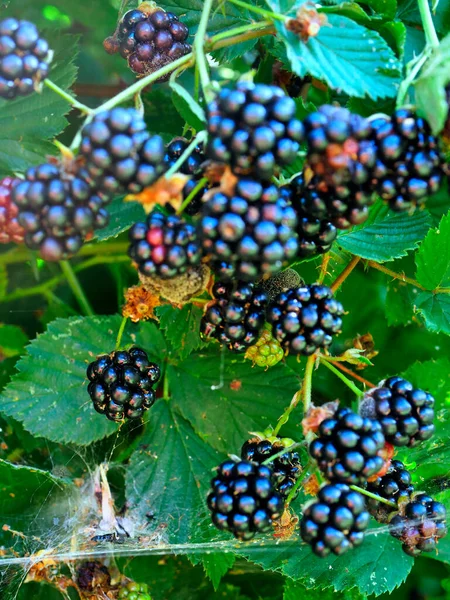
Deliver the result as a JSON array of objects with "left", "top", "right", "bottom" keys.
[
  {"left": 44, "top": 79, "right": 92, "bottom": 114},
  {"left": 417, "top": 0, "right": 440, "bottom": 48},
  {"left": 115, "top": 316, "right": 128, "bottom": 350},
  {"left": 350, "top": 484, "right": 397, "bottom": 509},
  {"left": 323, "top": 359, "right": 376, "bottom": 389},
  {"left": 227, "top": 0, "right": 288, "bottom": 23},
  {"left": 330, "top": 255, "right": 361, "bottom": 293},
  {"left": 302, "top": 353, "right": 316, "bottom": 413},
  {"left": 193, "top": 0, "right": 215, "bottom": 103},
  {"left": 177, "top": 177, "right": 209, "bottom": 215},
  {"left": 208, "top": 19, "right": 274, "bottom": 45},
  {"left": 285, "top": 462, "right": 315, "bottom": 505},
  {"left": 165, "top": 131, "right": 208, "bottom": 179},
  {"left": 261, "top": 441, "right": 305, "bottom": 466},
  {"left": 320, "top": 357, "right": 364, "bottom": 397},
  {"left": 59, "top": 260, "right": 94, "bottom": 316}
]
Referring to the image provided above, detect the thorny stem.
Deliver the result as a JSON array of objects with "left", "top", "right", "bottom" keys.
[
  {"left": 44, "top": 79, "right": 92, "bottom": 114},
  {"left": 417, "top": 0, "right": 440, "bottom": 48},
  {"left": 322, "top": 359, "right": 376, "bottom": 389},
  {"left": 165, "top": 131, "right": 208, "bottom": 179},
  {"left": 226, "top": 0, "right": 288, "bottom": 22},
  {"left": 330, "top": 256, "right": 361, "bottom": 293},
  {"left": 320, "top": 357, "right": 363, "bottom": 397},
  {"left": 209, "top": 19, "right": 274, "bottom": 45},
  {"left": 396, "top": 47, "right": 432, "bottom": 107},
  {"left": 194, "top": 0, "right": 215, "bottom": 103},
  {"left": 59, "top": 260, "right": 94, "bottom": 316},
  {"left": 261, "top": 442, "right": 306, "bottom": 465},
  {"left": 177, "top": 177, "right": 209, "bottom": 215},
  {"left": 209, "top": 25, "right": 276, "bottom": 51},
  {"left": 318, "top": 253, "right": 331, "bottom": 284},
  {"left": 115, "top": 316, "right": 128, "bottom": 350},
  {"left": 350, "top": 484, "right": 397, "bottom": 508},
  {"left": 367, "top": 260, "right": 427, "bottom": 290}
]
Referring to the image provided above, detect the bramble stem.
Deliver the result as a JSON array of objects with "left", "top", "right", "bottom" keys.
[
  {"left": 261, "top": 442, "right": 306, "bottom": 465},
  {"left": 350, "top": 484, "right": 397, "bottom": 508},
  {"left": 226, "top": 0, "right": 287, "bottom": 22},
  {"left": 417, "top": 0, "right": 440, "bottom": 48},
  {"left": 286, "top": 463, "right": 315, "bottom": 505},
  {"left": 320, "top": 357, "right": 363, "bottom": 397},
  {"left": 330, "top": 256, "right": 361, "bottom": 293},
  {"left": 322, "top": 359, "right": 376, "bottom": 389},
  {"left": 209, "top": 19, "right": 274, "bottom": 45},
  {"left": 177, "top": 177, "right": 209, "bottom": 215},
  {"left": 367, "top": 260, "right": 427, "bottom": 290},
  {"left": 396, "top": 48, "right": 432, "bottom": 107},
  {"left": 115, "top": 316, "right": 128, "bottom": 350},
  {"left": 302, "top": 354, "right": 315, "bottom": 413},
  {"left": 59, "top": 261, "right": 94, "bottom": 316},
  {"left": 318, "top": 253, "right": 331, "bottom": 284},
  {"left": 44, "top": 79, "right": 92, "bottom": 114},
  {"left": 194, "top": 0, "right": 215, "bottom": 103},
  {"left": 165, "top": 131, "right": 207, "bottom": 179},
  {"left": 209, "top": 25, "right": 276, "bottom": 50}
]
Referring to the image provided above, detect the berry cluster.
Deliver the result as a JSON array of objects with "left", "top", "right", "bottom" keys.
[
  {"left": 87, "top": 347, "right": 160, "bottom": 422},
  {"left": 118, "top": 581, "right": 152, "bottom": 600},
  {"left": 201, "top": 281, "right": 267, "bottom": 353},
  {"left": 108, "top": 7, "right": 190, "bottom": 81},
  {"left": 128, "top": 210, "right": 201, "bottom": 279},
  {"left": 0, "top": 177, "right": 24, "bottom": 244},
  {"left": 0, "top": 18, "right": 50, "bottom": 99},
  {"left": 366, "top": 459, "right": 414, "bottom": 522},
  {"left": 244, "top": 327, "right": 284, "bottom": 369},
  {"left": 207, "top": 459, "right": 284, "bottom": 540}
]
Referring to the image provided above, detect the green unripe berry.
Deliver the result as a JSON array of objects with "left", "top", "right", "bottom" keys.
[
  {"left": 119, "top": 581, "right": 152, "bottom": 600},
  {"left": 244, "top": 327, "right": 284, "bottom": 369}
]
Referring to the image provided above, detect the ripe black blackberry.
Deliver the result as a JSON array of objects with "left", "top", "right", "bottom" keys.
[
  {"left": 165, "top": 137, "right": 208, "bottom": 215},
  {"left": 309, "top": 406, "right": 386, "bottom": 484},
  {"left": 207, "top": 459, "right": 284, "bottom": 540},
  {"left": 0, "top": 18, "right": 51, "bottom": 99},
  {"left": 360, "top": 376, "right": 435, "bottom": 447},
  {"left": 12, "top": 163, "right": 109, "bottom": 261},
  {"left": 241, "top": 438, "right": 301, "bottom": 498},
  {"left": 128, "top": 210, "right": 202, "bottom": 278},
  {"left": 280, "top": 175, "right": 337, "bottom": 257},
  {"left": 366, "top": 460, "right": 414, "bottom": 522},
  {"left": 115, "top": 7, "right": 190, "bottom": 81},
  {"left": 87, "top": 347, "right": 160, "bottom": 422},
  {"left": 369, "top": 107, "right": 445, "bottom": 211},
  {"left": 389, "top": 493, "right": 447, "bottom": 556},
  {"left": 80, "top": 108, "right": 166, "bottom": 196},
  {"left": 207, "top": 81, "right": 304, "bottom": 180},
  {"left": 201, "top": 281, "right": 267, "bottom": 353},
  {"left": 0, "top": 177, "right": 24, "bottom": 244},
  {"left": 266, "top": 284, "right": 344, "bottom": 355},
  {"left": 200, "top": 177, "right": 298, "bottom": 282},
  {"left": 300, "top": 483, "right": 370, "bottom": 557}
]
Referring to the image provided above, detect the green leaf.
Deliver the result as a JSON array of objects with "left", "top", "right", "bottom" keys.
[
  {"left": 201, "top": 553, "right": 236, "bottom": 591},
  {"left": 95, "top": 197, "right": 146, "bottom": 242},
  {"left": 157, "top": 304, "right": 205, "bottom": 360},
  {"left": 126, "top": 401, "right": 223, "bottom": 543},
  {"left": 169, "top": 348, "right": 300, "bottom": 454},
  {"left": 0, "top": 325, "right": 28, "bottom": 358},
  {"left": 170, "top": 82, "right": 206, "bottom": 131},
  {"left": 0, "top": 33, "right": 79, "bottom": 175},
  {"left": 162, "top": 0, "right": 252, "bottom": 35},
  {"left": 357, "top": 0, "right": 397, "bottom": 20},
  {"left": 416, "top": 212, "right": 450, "bottom": 290},
  {"left": 415, "top": 290, "right": 450, "bottom": 335},
  {"left": 338, "top": 204, "right": 431, "bottom": 262},
  {"left": 385, "top": 280, "right": 418, "bottom": 326},
  {"left": 0, "top": 316, "right": 166, "bottom": 445},
  {"left": 284, "top": 580, "right": 364, "bottom": 600},
  {"left": 379, "top": 20, "right": 406, "bottom": 58},
  {"left": 264, "top": 0, "right": 304, "bottom": 12},
  {"left": 272, "top": 15, "right": 401, "bottom": 99},
  {"left": 0, "top": 264, "right": 7, "bottom": 299}
]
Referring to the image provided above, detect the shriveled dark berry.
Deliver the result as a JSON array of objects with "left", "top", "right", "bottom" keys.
[
  {"left": 201, "top": 281, "right": 267, "bottom": 353},
  {"left": 207, "top": 81, "right": 304, "bottom": 180},
  {"left": 241, "top": 437, "right": 301, "bottom": 498},
  {"left": 128, "top": 210, "right": 202, "bottom": 278},
  {"left": 80, "top": 108, "right": 166, "bottom": 196},
  {"left": 12, "top": 163, "right": 109, "bottom": 261},
  {"left": 309, "top": 406, "right": 386, "bottom": 484},
  {"left": 76, "top": 561, "right": 111, "bottom": 592},
  {"left": 361, "top": 376, "right": 435, "bottom": 447},
  {"left": 267, "top": 284, "right": 344, "bottom": 355},
  {"left": 87, "top": 346, "right": 160, "bottom": 422},
  {"left": 389, "top": 493, "right": 447, "bottom": 556},
  {"left": 207, "top": 459, "right": 284, "bottom": 540},
  {"left": 366, "top": 460, "right": 414, "bottom": 522},
  {"left": 300, "top": 483, "right": 370, "bottom": 557},
  {"left": 200, "top": 177, "right": 298, "bottom": 282},
  {"left": 0, "top": 177, "right": 24, "bottom": 244},
  {"left": 0, "top": 18, "right": 51, "bottom": 100}
]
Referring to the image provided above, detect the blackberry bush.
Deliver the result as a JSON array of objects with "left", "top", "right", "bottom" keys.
[
  {"left": 207, "top": 459, "right": 284, "bottom": 540},
  {"left": 201, "top": 280, "right": 267, "bottom": 352},
  {"left": 200, "top": 177, "right": 298, "bottom": 281},
  {"left": 366, "top": 459, "right": 414, "bottom": 522},
  {"left": 87, "top": 347, "right": 160, "bottom": 422},
  {"left": 0, "top": 18, "right": 51, "bottom": 99},
  {"left": 0, "top": 177, "right": 24, "bottom": 244},
  {"left": 207, "top": 81, "right": 304, "bottom": 180},
  {"left": 300, "top": 483, "right": 370, "bottom": 556},
  {"left": 267, "top": 284, "right": 344, "bottom": 355},
  {"left": 128, "top": 210, "right": 202, "bottom": 278}
]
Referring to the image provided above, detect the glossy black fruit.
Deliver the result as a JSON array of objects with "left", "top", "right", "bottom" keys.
[
  {"left": 366, "top": 460, "right": 414, "bottom": 522},
  {"left": 207, "top": 459, "right": 284, "bottom": 540}
]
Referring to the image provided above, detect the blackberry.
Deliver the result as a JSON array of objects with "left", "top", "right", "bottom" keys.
[
  {"left": 369, "top": 108, "right": 445, "bottom": 211},
  {"left": 201, "top": 281, "right": 267, "bottom": 353},
  {"left": 76, "top": 561, "right": 111, "bottom": 592},
  {"left": 244, "top": 327, "right": 284, "bottom": 368},
  {"left": 0, "top": 18, "right": 51, "bottom": 100},
  {"left": 300, "top": 483, "right": 370, "bottom": 557},
  {"left": 241, "top": 437, "right": 301, "bottom": 498},
  {"left": 118, "top": 581, "right": 152, "bottom": 600},
  {"left": 165, "top": 136, "right": 209, "bottom": 215},
  {"left": 116, "top": 8, "right": 190, "bottom": 81},
  {"left": 12, "top": 163, "right": 109, "bottom": 261},
  {"left": 128, "top": 210, "right": 202, "bottom": 278},
  {"left": 366, "top": 460, "right": 414, "bottom": 523},
  {"left": 200, "top": 177, "right": 298, "bottom": 282},
  {"left": 309, "top": 406, "right": 386, "bottom": 484},
  {"left": 361, "top": 376, "right": 435, "bottom": 447},
  {"left": 87, "top": 347, "right": 160, "bottom": 422},
  {"left": 207, "top": 459, "right": 284, "bottom": 540},
  {"left": 0, "top": 177, "right": 24, "bottom": 244},
  {"left": 80, "top": 108, "right": 166, "bottom": 196},
  {"left": 280, "top": 174, "right": 337, "bottom": 257},
  {"left": 267, "top": 284, "right": 344, "bottom": 355},
  {"left": 207, "top": 81, "right": 304, "bottom": 180},
  {"left": 390, "top": 493, "right": 447, "bottom": 557}
]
